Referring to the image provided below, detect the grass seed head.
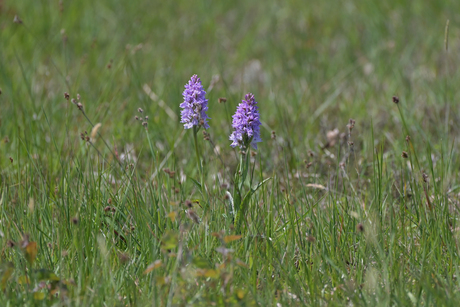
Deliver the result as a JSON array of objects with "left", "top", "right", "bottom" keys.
[
  {"left": 406, "top": 135, "right": 411, "bottom": 143},
  {"left": 118, "top": 252, "right": 130, "bottom": 264},
  {"left": 187, "top": 210, "right": 200, "bottom": 224},
  {"left": 392, "top": 96, "right": 399, "bottom": 104},
  {"left": 422, "top": 172, "right": 429, "bottom": 183},
  {"left": 13, "top": 15, "right": 22, "bottom": 24},
  {"left": 401, "top": 151, "right": 409, "bottom": 158}
]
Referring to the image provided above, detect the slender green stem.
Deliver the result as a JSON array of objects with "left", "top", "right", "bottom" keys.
[
  {"left": 193, "top": 126, "right": 206, "bottom": 204},
  {"left": 144, "top": 128, "right": 157, "bottom": 174}
]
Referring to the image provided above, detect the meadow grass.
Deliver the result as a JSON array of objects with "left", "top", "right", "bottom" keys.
[{"left": 1, "top": 0, "right": 460, "bottom": 305}]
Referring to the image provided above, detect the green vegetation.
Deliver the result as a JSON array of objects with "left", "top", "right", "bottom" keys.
[{"left": 1, "top": 0, "right": 460, "bottom": 305}]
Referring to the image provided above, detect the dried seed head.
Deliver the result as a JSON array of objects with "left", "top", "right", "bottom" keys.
[
  {"left": 0, "top": 88, "right": 2, "bottom": 95},
  {"left": 308, "top": 150, "right": 314, "bottom": 157},
  {"left": 271, "top": 131, "right": 276, "bottom": 140},
  {"left": 422, "top": 172, "right": 429, "bottom": 183},
  {"left": 185, "top": 200, "right": 192, "bottom": 208},
  {"left": 71, "top": 98, "right": 76, "bottom": 104},
  {"left": 163, "top": 168, "right": 170, "bottom": 174},
  {"left": 76, "top": 102, "right": 83, "bottom": 110},
  {"left": 392, "top": 96, "right": 399, "bottom": 104},
  {"left": 202, "top": 130, "right": 210, "bottom": 141},
  {"left": 7, "top": 240, "right": 15, "bottom": 248},
  {"left": 20, "top": 234, "right": 30, "bottom": 248},
  {"left": 64, "top": 92, "right": 70, "bottom": 100},
  {"left": 104, "top": 206, "right": 112, "bottom": 212},
  {"left": 138, "top": 108, "right": 143, "bottom": 113},
  {"left": 4, "top": 136, "right": 9, "bottom": 143},
  {"left": 135, "top": 116, "right": 139, "bottom": 120},
  {"left": 13, "top": 15, "right": 22, "bottom": 24},
  {"left": 307, "top": 235, "right": 316, "bottom": 243},
  {"left": 118, "top": 252, "right": 130, "bottom": 264},
  {"left": 348, "top": 119, "right": 356, "bottom": 131},
  {"left": 77, "top": 93, "right": 81, "bottom": 100},
  {"left": 357, "top": 223, "right": 364, "bottom": 233},
  {"left": 401, "top": 151, "right": 409, "bottom": 158},
  {"left": 9, "top": 157, "right": 13, "bottom": 163},
  {"left": 187, "top": 210, "right": 200, "bottom": 224},
  {"left": 142, "top": 121, "right": 148, "bottom": 127},
  {"left": 306, "top": 162, "right": 313, "bottom": 169},
  {"left": 218, "top": 97, "right": 227, "bottom": 103},
  {"left": 71, "top": 217, "right": 79, "bottom": 225},
  {"left": 108, "top": 198, "right": 112, "bottom": 204},
  {"left": 250, "top": 151, "right": 257, "bottom": 157},
  {"left": 169, "top": 171, "right": 175, "bottom": 179},
  {"left": 145, "top": 116, "right": 149, "bottom": 120},
  {"left": 405, "top": 135, "right": 411, "bottom": 143}
]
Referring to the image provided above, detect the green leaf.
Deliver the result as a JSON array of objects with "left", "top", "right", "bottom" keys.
[
  {"left": 189, "top": 177, "right": 202, "bottom": 190},
  {"left": 235, "top": 177, "right": 271, "bottom": 232},
  {"left": 33, "top": 292, "right": 45, "bottom": 300},
  {"left": 192, "top": 256, "right": 211, "bottom": 269},
  {"left": 161, "top": 230, "right": 178, "bottom": 250},
  {"left": 36, "top": 269, "right": 60, "bottom": 282},
  {"left": 0, "top": 262, "right": 14, "bottom": 291},
  {"left": 233, "top": 186, "right": 242, "bottom": 214},
  {"left": 25, "top": 242, "right": 38, "bottom": 265}
]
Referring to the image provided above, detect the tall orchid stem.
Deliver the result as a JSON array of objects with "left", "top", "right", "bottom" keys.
[{"left": 193, "top": 126, "right": 206, "bottom": 203}]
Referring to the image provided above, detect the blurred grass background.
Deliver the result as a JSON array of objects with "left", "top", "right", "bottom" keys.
[{"left": 1, "top": 0, "right": 460, "bottom": 305}]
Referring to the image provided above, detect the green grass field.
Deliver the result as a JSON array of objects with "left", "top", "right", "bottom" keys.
[{"left": 1, "top": 0, "right": 460, "bottom": 305}]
